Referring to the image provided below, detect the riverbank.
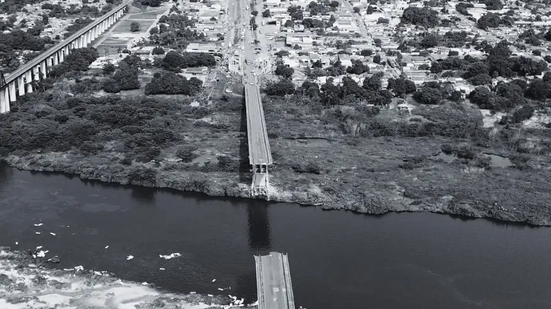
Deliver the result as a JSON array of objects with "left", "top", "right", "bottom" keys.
[
  {"left": 1, "top": 87, "right": 551, "bottom": 226},
  {"left": 3, "top": 131, "right": 551, "bottom": 226}
]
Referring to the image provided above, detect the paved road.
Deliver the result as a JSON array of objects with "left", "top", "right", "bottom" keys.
[
  {"left": 243, "top": 26, "right": 272, "bottom": 165},
  {"left": 239, "top": 0, "right": 272, "bottom": 166},
  {"left": 254, "top": 253, "right": 295, "bottom": 309},
  {"left": 342, "top": 0, "right": 371, "bottom": 39}
]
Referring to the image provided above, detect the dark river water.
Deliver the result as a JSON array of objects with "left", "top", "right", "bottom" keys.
[{"left": 1, "top": 162, "right": 551, "bottom": 309}]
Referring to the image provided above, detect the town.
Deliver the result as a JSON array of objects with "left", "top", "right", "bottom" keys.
[
  {"left": 1, "top": 0, "right": 551, "bottom": 308},
  {"left": 0, "top": 0, "right": 551, "bottom": 240}
]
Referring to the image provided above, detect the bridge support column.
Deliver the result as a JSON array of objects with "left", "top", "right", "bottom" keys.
[
  {"left": 0, "top": 88, "right": 9, "bottom": 113},
  {"left": 52, "top": 54, "right": 58, "bottom": 66},
  {"left": 17, "top": 76, "right": 25, "bottom": 96},
  {"left": 58, "top": 50, "right": 64, "bottom": 62},
  {"left": 33, "top": 66, "right": 40, "bottom": 81},
  {"left": 25, "top": 71, "right": 33, "bottom": 93},
  {"left": 8, "top": 81, "right": 16, "bottom": 102},
  {"left": 46, "top": 57, "right": 53, "bottom": 72},
  {"left": 40, "top": 61, "right": 46, "bottom": 78}
]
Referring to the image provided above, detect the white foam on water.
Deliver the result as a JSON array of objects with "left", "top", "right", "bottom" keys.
[{"left": 0, "top": 249, "right": 252, "bottom": 309}]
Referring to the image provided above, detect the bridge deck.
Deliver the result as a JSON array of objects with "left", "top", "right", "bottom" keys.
[
  {"left": 244, "top": 83, "right": 272, "bottom": 165},
  {"left": 254, "top": 252, "right": 295, "bottom": 309}
]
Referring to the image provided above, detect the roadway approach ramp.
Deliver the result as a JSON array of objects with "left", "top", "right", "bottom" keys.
[
  {"left": 244, "top": 83, "right": 273, "bottom": 166},
  {"left": 254, "top": 252, "right": 295, "bottom": 309}
]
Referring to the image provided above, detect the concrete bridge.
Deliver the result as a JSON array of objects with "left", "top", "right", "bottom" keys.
[
  {"left": 243, "top": 26, "right": 272, "bottom": 198},
  {"left": 0, "top": 0, "right": 132, "bottom": 114},
  {"left": 254, "top": 252, "right": 296, "bottom": 309}
]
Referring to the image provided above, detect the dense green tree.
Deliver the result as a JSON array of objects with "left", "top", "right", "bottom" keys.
[
  {"left": 477, "top": 13, "right": 501, "bottom": 29},
  {"left": 468, "top": 74, "right": 492, "bottom": 85},
  {"left": 401, "top": 7, "right": 440, "bottom": 28},
  {"left": 524, "top": 78, "right": 550, "bottom": 100},
  {"left": 420, "top": 34, "right": 438, "bottom": 48},
  {"left": 145, "top": 72, "right": 202, "bottom": 95},
  {"left": 346, "top": 59, "right": 369, "bottom": 75},
  {"left": 0, "top": 30, "right": 45, "bottom": 51},
  {"left": 102, "top": 62, "right": 116, "bottom": 75},
  {"left": 275, "top": 63, "right": 295, "bottom": 79},
  {"left": 413, "top": 87, "right": 443, "bottom": 104},
  {"left": 455, "top": 2, "right": 473, "bottom": 15},
  {"left": 360, "top": 49, "right": 373, "bottom": 56},
  {"left": 430, "top": 61, "right": 443, "bottom": 73},
  {"left": 484, "top": 0, "right": 503, "bottom": 10},
  {"left": 130, "top": 21, "right": 141, "bottom": 32},
  {"left": 264, "top": 79, "right": 295, "bottom": 96},
  {"left": 363, "top": 72, "right": 383, "bottom": 91},
  {"left": 152, "top": 46, "right": 165, "bottom": 55},
  {"left": 388, "top": 77, "right": 416, "bottom": 96},
  {"left": 511, "top": 57, "right": 548, "bottom": 76}
]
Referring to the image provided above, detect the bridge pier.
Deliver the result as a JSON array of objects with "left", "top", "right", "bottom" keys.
[
  {"left": 8, "top": 82, "right": 16, "bottom": 102},
  {"left": 0, "top": 89, "right": 8, "bottom": 113},
  {"left": 0, "top": 1, "right": 131, "bottom": 114},
  {"left": 17, "top": 76, "right": 24, "bottom": 96}
]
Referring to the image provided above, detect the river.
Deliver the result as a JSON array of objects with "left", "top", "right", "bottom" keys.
[{"left": 1, "top": 162, "right": 550, "bottom": 309}]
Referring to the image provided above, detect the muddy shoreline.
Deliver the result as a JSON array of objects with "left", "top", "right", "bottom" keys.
[{"left": 4, "top": 151, "right": 550, "bottom": 227}]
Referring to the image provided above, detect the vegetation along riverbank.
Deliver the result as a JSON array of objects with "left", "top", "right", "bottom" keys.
[{"left": 1, "top": 50, "right": 550, "bottom": 226}]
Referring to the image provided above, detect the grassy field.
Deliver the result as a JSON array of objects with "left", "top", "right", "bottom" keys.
[{"left": 111, "top": 20, "right": 156, "bottom": 34}]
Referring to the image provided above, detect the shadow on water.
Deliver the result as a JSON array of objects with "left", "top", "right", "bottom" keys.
[
  {"left": 447, "top": 213, "right": 540, "bottom": 229},
  {"left": 29, "top": 169, "right": 77, "bottom": 180},
  {"left": 239, "top": 95, "right": 250, "bottom": 183},
  {"left": 130, "top": 186, "right": 157, "bottom": 204},
  {"left": 0, "top": 161, "right": 14, "bottom": 186},
  {"left": 247, "top": 203, "right": 271, "bottom": 254}
]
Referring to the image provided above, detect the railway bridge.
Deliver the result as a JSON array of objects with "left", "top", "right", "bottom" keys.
[{"left": 0, "top": 0, "right": 132, "bottom": 113}]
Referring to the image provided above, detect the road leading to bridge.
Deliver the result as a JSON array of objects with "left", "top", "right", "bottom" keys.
[
  {"left": 240, "top": 4, "right": 272, "bottom": 197},
  {"left": 243, "top": 25, "right": 272, "bottom": 166}
]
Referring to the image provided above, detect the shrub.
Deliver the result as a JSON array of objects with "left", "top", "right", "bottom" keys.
[
  {"left": 176, "top": 145, "right": 198, "bottom": 162},
  {"left": 135, "top": 146, "right": 160, "bottom": 162},
  {"left": 292, "top": 162, "right": 321, "bottom": 174},
  {"left": 152, "top": 46, "right": 165, "bottom": 55},
  {"left": 102, "top": 63, "right": 116, "bottom": 75},
  {"left": 511, "top": 105, "right": 534, "bottom": 123},
  {"left": 130, "top": 21, "right": 140, "bottom": 32}
]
